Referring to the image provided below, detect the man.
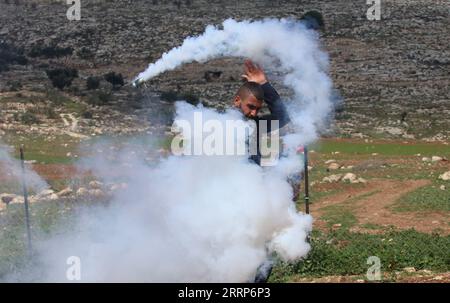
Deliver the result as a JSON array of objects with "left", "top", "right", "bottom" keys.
[
  {"left": 234, "top": 60, "right": 291, "bottom": 166},
  {"left": 234, "top": 60, "right": 301, "bottom": 283}
]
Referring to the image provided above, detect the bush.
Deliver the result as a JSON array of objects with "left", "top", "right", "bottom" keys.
[
  {"left": 20, "top": 112, "right": 40, "bottom": 125},
  {"left": 76, "top": 47, "right": 94, "bottom": 60},
  {"left": 160, "top": 91, "right": 179, "bottom": 102},
  {"left": 180, "top": 91, "right": 199, "bottom": 106},
  {"left": 81, "top": 110, "right": 93, "bottom": 119},
  {"left": 301, "top": 10, "right": 325, "bottom": 30},
  {"left": 160, "top": 90, "right": 199, "bottom": 105},
  {"left": 87, "top": 90, "right": 112, "bottom": 106},
  {"left": 28, "top": 45, "right": 73, "bottom": 58},
  {"left": 6, "top": 80, "right": 22, "bottom": 91},
  {"left": 0, "top": 42, "right": 28, "bottom": 73},
  {"left": 46, "top": 89, "right": 72, "bottom": 106},
  {"left": 46, "top": 67, "right": 78, "bottom": 90},
  {"left": 86, "top": 76, "right": 100, "bottom": 90},
  {"left": 104, "top": 72, "right": 124, "bottom": 88}
]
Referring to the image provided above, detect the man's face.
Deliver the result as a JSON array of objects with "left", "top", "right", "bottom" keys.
[{"left": 234, "top": 94, "right": 263, "bottom": 119}]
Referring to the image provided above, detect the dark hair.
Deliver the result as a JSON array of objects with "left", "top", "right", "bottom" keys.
[{"left": 237, "top": 81, "right": 264, "bottom": 102}]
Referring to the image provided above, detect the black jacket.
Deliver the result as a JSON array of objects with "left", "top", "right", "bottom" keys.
[{"left": 249, "top": 82, "right": 290, "bottom": 165}]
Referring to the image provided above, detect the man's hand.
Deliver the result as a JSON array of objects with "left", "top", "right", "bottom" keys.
[{"left": 241, "top": 59, "right": 267, "bottom": 85}]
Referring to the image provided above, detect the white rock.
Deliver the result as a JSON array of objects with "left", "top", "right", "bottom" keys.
[
  {"left": 57, "top": 187, "right": 73, "bottom": 197},
  {"left": 89, "top": 181, "right": 104, "bottom": 189},
  {"left": 89, "top": 189, "right": 105, "bottom": 198},
  {"left": 438, "top": 171, "right": 450, "bottom": 181},
  {"left": 322, "top": 174, "right": 343, "bottom": 183},
  {"left": 342, "top": 173, "right": 357, "bottom": 183},
  {"left": 76, "top": 187, "right": 88, "bottom": 196},
  {"left": 422, "top": 157, "right": 430, "bottom": 162},
  {"left": 431, "top": 156, "right": 443, "bottom": 162},
  {"left": 440, "top": 185, "right": 446, "bottom": 190},
  {"left": 357, "top": 178, "right": 367, "bottom": 184},
  {"left": 36, "top": 189, "right": 55, "bottom": 199},
  {"left": 328, "top": 162, "right": 341, "bottom": 170},
  {"left": 403, "top": 267, "right": 416, "bottom": 273},
  {"left": 11, "top": 196, "right": 24, "bottom": 204}
]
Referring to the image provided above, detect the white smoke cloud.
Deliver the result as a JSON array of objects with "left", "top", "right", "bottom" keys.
[
  {"left": 0, "top": 143, "right": 48, "bottom": 194},
  {"left": 5, "top": 18, "right": 334, "bottom": 282}
]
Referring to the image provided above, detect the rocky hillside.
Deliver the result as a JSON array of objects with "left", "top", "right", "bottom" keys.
[{"left": 0, "top": 0, "right": 449, "bottom": 140}]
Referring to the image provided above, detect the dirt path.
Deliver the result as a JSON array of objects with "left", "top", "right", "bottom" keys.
[{"left": 312, "top": 179, "right": 450, "bottom": 235}]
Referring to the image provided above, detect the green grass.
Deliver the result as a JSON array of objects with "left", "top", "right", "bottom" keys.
[
  {"left": 321, "top": 205, "right": 358, "bottom": 229},
  {"left": 2, "top": 133, "right": 80, "bottom": 164},
  {"left": 270, "top": 229, "right": 450, "bottom": 282},
  {"left": 391, "top": 183, "right": 450, "bottom": 213},
  {"left": 311, "top": 140, "right": 450, "bottom": 157}
]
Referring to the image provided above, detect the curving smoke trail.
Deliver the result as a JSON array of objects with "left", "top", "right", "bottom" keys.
[{"left": 135, "top": 18, "right": 334, "bottom": 145}]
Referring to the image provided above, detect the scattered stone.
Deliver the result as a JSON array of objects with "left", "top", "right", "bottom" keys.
[
  {"left": 403, "top": 267, "right": 416, "bottom": 273},
  {"left": 431, "top": 156, "right": 443, "bottom": 162},
  {"left": 332, "top": 223, "right": 342, "bottom": 230},
  {"left": 342, "top": 173, "right": 357, "bottom": 183},
  {"left": 89, "top": 189, "right": 105, "bottom": 198},
  {"left": 438, "top": 171, "right": 450, "bottom": 181},
  {"left": 322, "top": 174, "right": 343, "bottom": 183},
  {"left": 76, "top": 187, "right": 89, "bottom": 196},
  {"left": 57, "top": 187, "right": 73, "bottom": 197},
  {"left": 36, "top": 189, "right": 55, "bottom": 199},
  {"left": 327, "top": 162, "right": 340, "bottom": 170},
  {"left": 89, "top": 180, "right": 104, "bottom": 189}
]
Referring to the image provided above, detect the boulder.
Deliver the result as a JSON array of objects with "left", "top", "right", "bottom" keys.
[
  {"left": 328, "top": 162, "right": 341, "bottom": 170},
  {"left": 89, "top": 180, "right": 104, "bottom": 189},
  {"left": 322, "top": 174, "right": 343, "bottom": 183},
  {"left": 76, "top": 187, "right": 89, "bottom": 196},
  {"left": 342, "top": 173, "right": 357, "bottom": 183},
  {"left": 431, "top": 156, "right": 443, "bottom": 162},
  {"left": 57, "top": 187, "right": 73, "bottom": 197},
  {"left": 89, "top": 189, "right": 105, "bottom": 198},
  {"left": 438, "top": 171, "right": 450, "bottom": 181}
]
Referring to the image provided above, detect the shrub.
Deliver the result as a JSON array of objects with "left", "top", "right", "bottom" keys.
[
  {"left": 46, "top": 67, "right": 78, "bottom": 90},
  {"left": 180, "top": 91, "right": 199, "bottom": 106},
  {"left": 104, "top": 72, "right": 124, "bottom": 88},
  {"left": 7, "top": 80, "right": 22, "bottom": 91},
  {"left": 81, "top": 110, "right": 93, "bottom": 119},
  {"left": 301, "top": 10, "right": 325, "bottom": 30},
  {"left": 28, "top": 45, "right": 73, "bottom": 58},
  {"left": 87, "top": 90, "right": 112, "bottom": 106},
  {"left": 160, "top": 91, "right": 179, "bottom": 102},
  {"left": 160, "top": 90, "right": 199, "bottom": 105},
  {"left": 0, "top": 42, "right": 28, "bottom": 73},
  {"left": 20, "top": 112, "right": 40, "bottom": 125},
  {"left": 86, "top": 76, "right": 100, "bottom": 90}
]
